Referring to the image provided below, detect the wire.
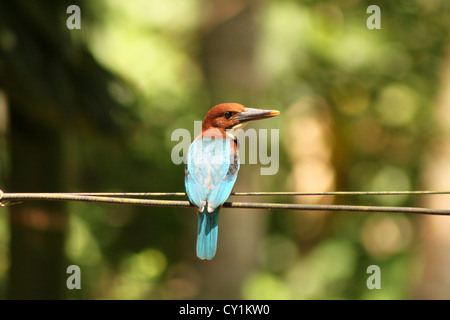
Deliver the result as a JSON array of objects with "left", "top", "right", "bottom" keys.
[
  {"left": 1, "top": 192, "right": 187, "bottom": 207},
  {"left": 74, "top": 192, "right": 186, "bottom": 197},
  {"left": 231, "top": 191, "right": 450, "bottom": 196},
  {"left": 69, "top": 190, "right": 450, "bottom": 197},
  {"left": 1, "top": 190, "right": 450, "bottom": 215},
  {"left": 223, "top": 202, "right": 450, "bottom": 216}
]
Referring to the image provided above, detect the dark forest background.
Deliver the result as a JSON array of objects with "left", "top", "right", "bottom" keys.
[{"left": 0, "top": 0, "right": 450, "bottom": 299}]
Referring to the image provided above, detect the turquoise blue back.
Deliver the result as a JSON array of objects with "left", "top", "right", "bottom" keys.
[{"left": 185, "top": 136, "right": 239, "bottom": 260}]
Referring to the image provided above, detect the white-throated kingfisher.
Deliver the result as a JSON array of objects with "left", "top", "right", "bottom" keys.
[{"left": 185, "top": 103, "right": 280, "bottom": 260}]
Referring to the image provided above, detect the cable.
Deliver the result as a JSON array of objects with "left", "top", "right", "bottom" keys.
[
  {"left": 68, "top": 190, "right": 450, "bottom": 197},
  {"left": 1, "top": 190, "right": 450, "bottom": 215}
]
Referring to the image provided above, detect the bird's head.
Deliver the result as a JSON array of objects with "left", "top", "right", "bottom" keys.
[{"left": 202, "top": 103, "right": 280, "bottom": 133}]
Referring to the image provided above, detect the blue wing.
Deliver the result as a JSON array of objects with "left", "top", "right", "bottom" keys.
[
  {"left": 185, "top": 135, "right": 239, "bottom": 260},
  {"left": 185, "top": 136, "right": 239, "bottom": 212},
  {"left": 206, "top": 145, "right": 239, "bottom": 211}
]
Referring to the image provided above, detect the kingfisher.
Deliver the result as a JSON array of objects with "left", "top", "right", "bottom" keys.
[{"left": 185, "top": 103, "right": 280, "bottom": 260}]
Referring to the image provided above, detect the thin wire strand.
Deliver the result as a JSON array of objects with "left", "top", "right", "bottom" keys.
[
  {"left": 1, "top": 191, "right": 450, "bottom": 215},
  {"left": 71, "top": 190, "right": 450, "bottom": 197},
  {"left": 232, "top": 191, "right": 450, "bottom": 196},
  {"left": 75, "top": 192, "right": 186, "bottom": 197}
]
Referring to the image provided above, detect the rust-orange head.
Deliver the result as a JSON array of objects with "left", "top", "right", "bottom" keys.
[{"left": 202, "top": 103, "right": 280, "bottom": 133}]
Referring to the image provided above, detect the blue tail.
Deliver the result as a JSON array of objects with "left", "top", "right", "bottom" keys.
[{"left": 197, "top": 207, "right": 220, "bottom": 260}]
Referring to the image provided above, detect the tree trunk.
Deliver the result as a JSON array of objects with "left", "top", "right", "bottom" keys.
[
  {"left": 197, "top": 0, "right": 265, "bottom": 299},
  {"left": 415, "top": 46, "right": 450, "bottom": 299},
  {"left": 6, "top": 105, "right": 67, "bottom": 299}
]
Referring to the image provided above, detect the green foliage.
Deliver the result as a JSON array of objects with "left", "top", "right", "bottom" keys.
[{"left": 1, "top": 0, "right": 449, "bottom": 299}]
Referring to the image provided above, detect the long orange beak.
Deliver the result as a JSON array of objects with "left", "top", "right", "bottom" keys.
[{"left": 234, "top": 108, "right": 280, "bottom": 123}]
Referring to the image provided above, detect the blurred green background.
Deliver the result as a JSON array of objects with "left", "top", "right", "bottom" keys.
[{"left": 1, "top": 0, "right": 450, "bottom": 299}]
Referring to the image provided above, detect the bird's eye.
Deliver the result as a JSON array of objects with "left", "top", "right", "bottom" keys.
[{"left": 224, "top": 111, "right": 233, "bottom": 119}]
